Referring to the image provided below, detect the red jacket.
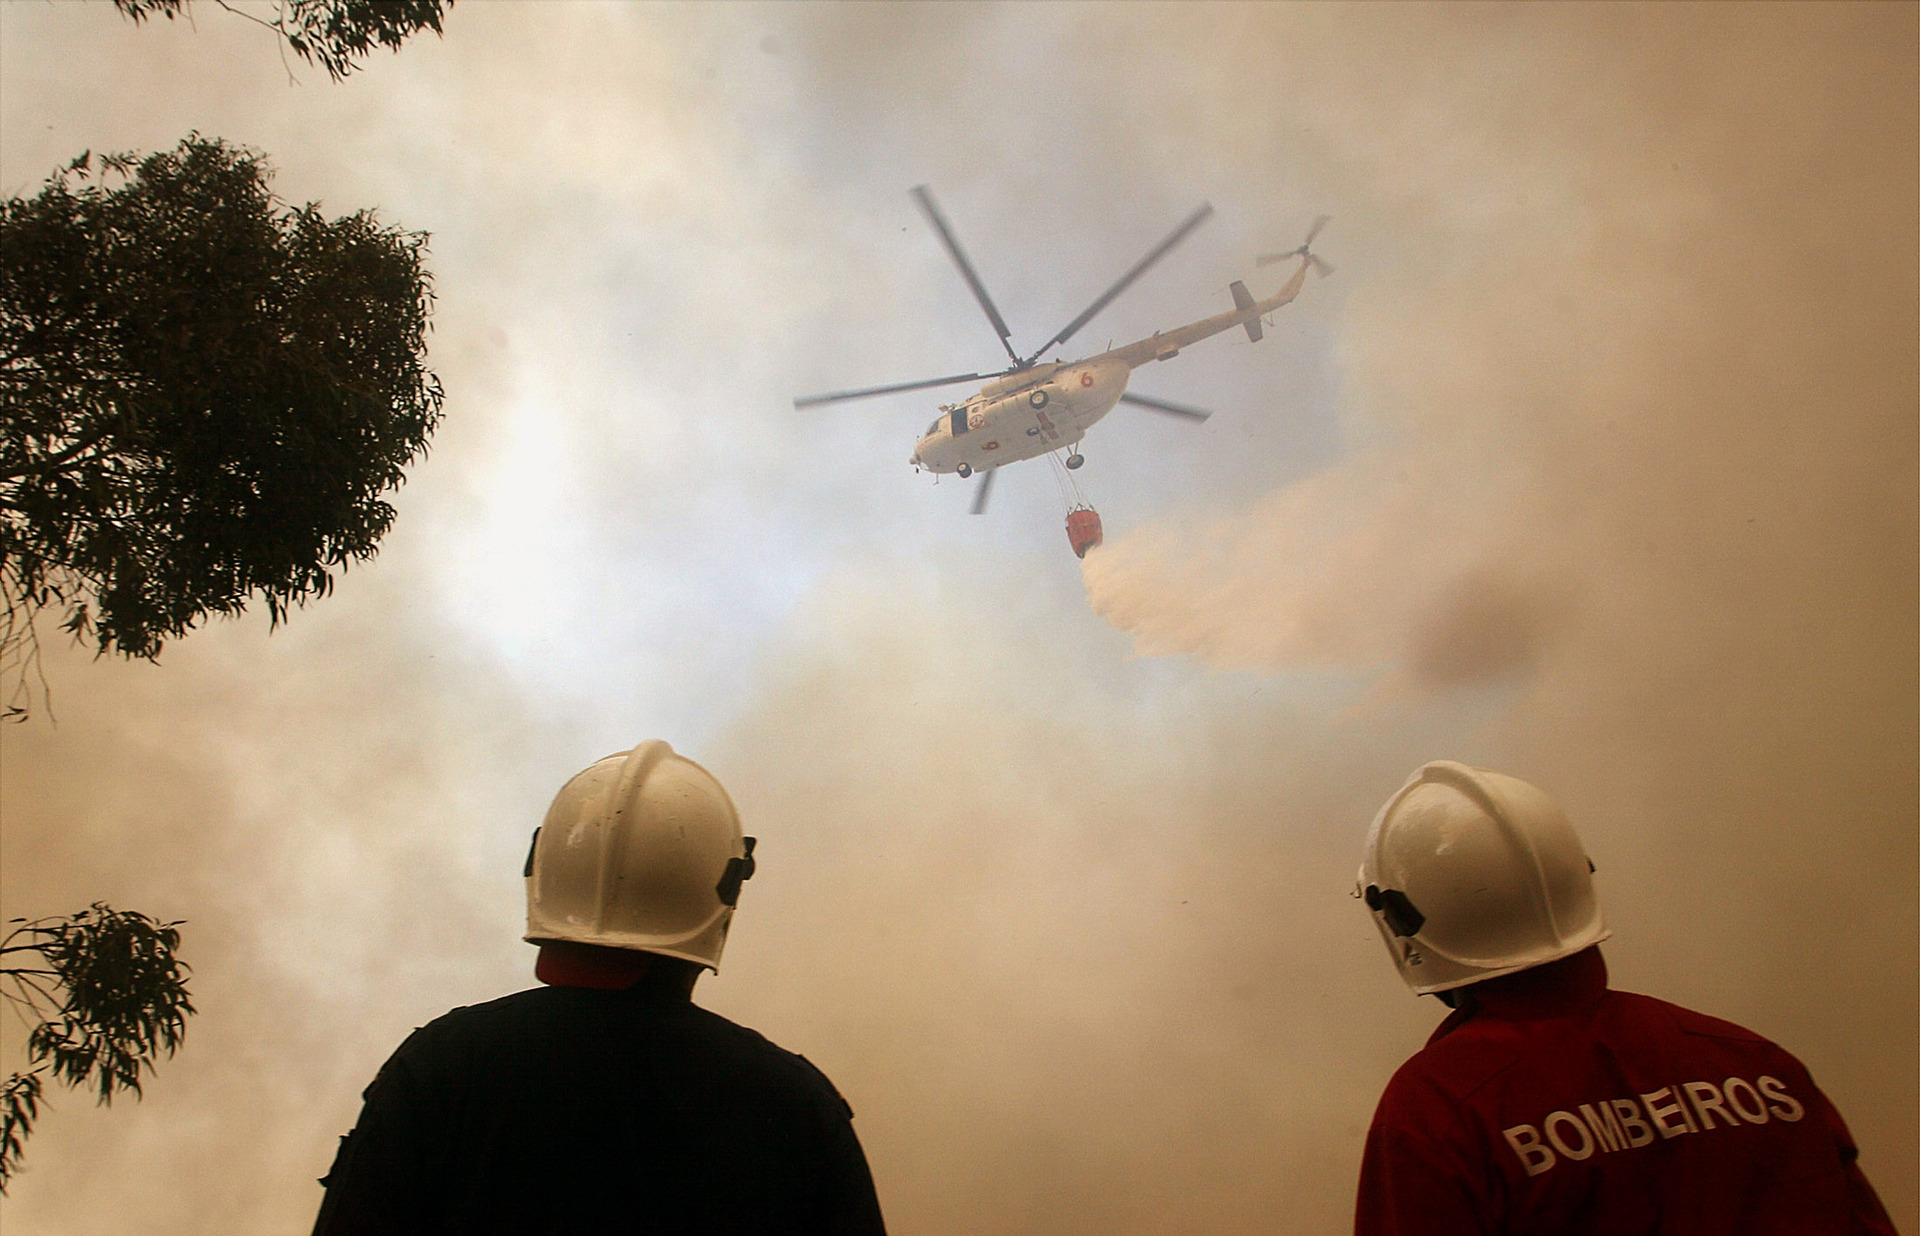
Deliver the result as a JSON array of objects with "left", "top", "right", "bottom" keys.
[{"left": 1356, "top": 948, "right": 1895, "bottom": 1236}]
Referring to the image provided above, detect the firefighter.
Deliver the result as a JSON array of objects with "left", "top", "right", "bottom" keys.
[
  {"left": 1354, "top": 761, "right": 1894, "bottom": 1236},
  {"left": 313, "top": 741, "right": 887, "bottom": 1235}
]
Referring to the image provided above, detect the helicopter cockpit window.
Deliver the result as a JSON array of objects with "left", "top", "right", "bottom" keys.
[{"left": 927, "top": 417, "right": 946, "bottom": 436}]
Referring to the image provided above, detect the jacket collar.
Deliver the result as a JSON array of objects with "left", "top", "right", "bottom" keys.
[
  {"left": 1429, "top": 946, "right": 1610, "bottom": 1044},
  {"left": 534, "top": 940, "right": 655, "bottom": 990}
]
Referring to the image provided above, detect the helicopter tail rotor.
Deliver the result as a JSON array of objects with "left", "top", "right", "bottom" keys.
[{"left": 1257, "top": 214, "right": 1335, "bottom": 277}]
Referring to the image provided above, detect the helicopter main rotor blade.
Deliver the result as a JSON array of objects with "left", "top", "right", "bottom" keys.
[
  {"left": 912, "top": 186, "right": 1021, "bottom": 367},
  {"left": 1120, "top": 391, "right": 1212, "bottom": 422},
  {"left": 1023, "top": 202, "right": 1214, "bottom": 365},
  {"left": 793, "top": 370, "right": 993, "bottom": 409},
  {"left": 970, "top": 466, "right": 996, "bottom": 515}
]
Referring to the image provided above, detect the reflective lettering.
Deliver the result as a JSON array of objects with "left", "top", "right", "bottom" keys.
[
  {"left": 1759, "top": 1075, "right": 1805, "bottom": 1123},
  {"left": 1579, "top": 1103, "right": 1625, "bottom": 1152},
  {"left": 1503, "top": 1124, "right": 1556, "bottom": 1176},
  {"left": 1544, "top": 1110, "right": 1596, "bottom": 1160},
  {"left": 1612, "top": 1098, "right": 1656, "bottom": 1147},
  {"left": 1684, "top": 1081, "right": 1736, "bottom": 1130},
  {"left": 1641, "top": 1087, "right": 1692, "bottom": 1139},
  {"left": 1506, "top": 1080, "right": 1779, "bottom": 1168},
  {"left": 1723, "top": 1077, "right": 1770, "bottom": 1124}
]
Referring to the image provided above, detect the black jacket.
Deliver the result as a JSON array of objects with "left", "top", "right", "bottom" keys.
[{"left": 313, "top": 975, "right": 886, "bottom": 1235}]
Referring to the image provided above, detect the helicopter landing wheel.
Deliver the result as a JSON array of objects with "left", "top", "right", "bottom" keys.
[
  {"left": 1065, "top": 452, "right": 1084, "bottom": 470},
  {"left": 957, "top": 463, "right": 973, "bottom": 478}
]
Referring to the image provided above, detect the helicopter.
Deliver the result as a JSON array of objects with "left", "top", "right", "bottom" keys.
[{"left": 795, "top": 186, "right": 1333, "bottom": 515}]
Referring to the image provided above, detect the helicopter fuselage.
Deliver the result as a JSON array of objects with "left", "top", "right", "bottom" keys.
[
  {"left": 910, "top": 358, "right": 1129, "bottom": 474},
  {"left": 908, "top": 254, "right": 1311, "bottom": 477}
]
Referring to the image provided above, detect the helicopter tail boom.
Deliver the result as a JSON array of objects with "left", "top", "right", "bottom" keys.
[{"left": 1095, "top": 266, "right": 1311, "bottom": 370}]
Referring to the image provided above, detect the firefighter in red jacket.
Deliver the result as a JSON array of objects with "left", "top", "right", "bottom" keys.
[{"left": 1354, "top": 761, "right": 1895, "bottom": 1236}]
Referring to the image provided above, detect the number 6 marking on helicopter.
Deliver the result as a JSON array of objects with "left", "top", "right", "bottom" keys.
[{"left": 1080, "top": 371, "right": 1094, "bottom": 387}]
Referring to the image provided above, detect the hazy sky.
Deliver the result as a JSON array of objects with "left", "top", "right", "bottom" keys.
[{"left": 1, "top": 3, "right": 1914, "bottom": 1233}]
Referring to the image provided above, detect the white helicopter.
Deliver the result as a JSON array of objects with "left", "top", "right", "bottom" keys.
[{"left": 796, "top": 186, "right": 1333, "bottom": 515}]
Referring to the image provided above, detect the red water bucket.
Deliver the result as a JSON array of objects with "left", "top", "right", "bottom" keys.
[{"left": 1066, "top": 507, "right": 1103, "bottom": 558}]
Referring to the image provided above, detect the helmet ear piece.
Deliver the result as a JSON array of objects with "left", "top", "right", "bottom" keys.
[
  {"left": 1364, "top": 885, "right": 1427, "bottom": 937},
  {"left": 1379, "top": 889, "right": 1426, "bottom": 938},
  {"left": 715, "top": 836, "right": 757, "bottom": 907}
]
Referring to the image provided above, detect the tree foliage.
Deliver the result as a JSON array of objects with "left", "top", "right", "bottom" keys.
[
  {"left": 112, "top": 0, "right": 453, "bottom": 81},
  {"left": 0, "top": 136, "right": 442, "bottom": 665},
  {"left": 0, "top": 904, "right": 194, "bottom": 1192}
]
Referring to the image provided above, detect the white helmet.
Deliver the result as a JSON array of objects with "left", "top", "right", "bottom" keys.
[
  {"left": 1357, "top": 761, "right": 1607, "bottom": 995},
  {"left": 525, "top": 741, "right": 755, "bottom": 971}
]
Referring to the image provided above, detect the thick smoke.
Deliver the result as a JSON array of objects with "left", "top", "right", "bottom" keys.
[{"left": 1083, "top": 3, "right": 1919, "bottom": 1218}]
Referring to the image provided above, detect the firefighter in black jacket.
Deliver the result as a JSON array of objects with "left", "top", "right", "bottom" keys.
[{"left": 313, "top": 741, "right": 887, "bottom": 1235}]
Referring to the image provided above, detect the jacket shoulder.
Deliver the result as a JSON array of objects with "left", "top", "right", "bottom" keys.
[
  {"left": 397, "top": 985, "right": 564, "bottom": 1043},
  {"left": 681, "top": 1004, "right": 853, "bottom": 1108},
  {"left": 1607, "top": 988, "right": 1775, "bottom": 1045},
  {"left": 1385, "top": 1012, "right": 1531, "bottom": 1105}
]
